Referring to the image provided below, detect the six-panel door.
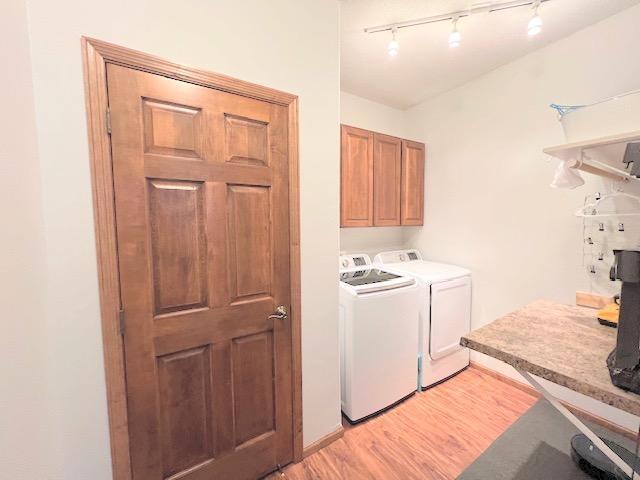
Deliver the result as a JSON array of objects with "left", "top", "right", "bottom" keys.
[{"left": 107, "top": 63, "right": 293, "bottom": 480}]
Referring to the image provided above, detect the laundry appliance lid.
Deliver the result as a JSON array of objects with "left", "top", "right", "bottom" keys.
[{"left": 382, "top": 261, "right": 470, "bottom": 283}]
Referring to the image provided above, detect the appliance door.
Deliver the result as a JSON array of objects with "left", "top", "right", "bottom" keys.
[{"left": 429, "top": 276, "right": 471, "bottom": 360}]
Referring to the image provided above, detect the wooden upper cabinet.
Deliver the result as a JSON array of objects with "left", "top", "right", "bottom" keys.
[
  {"left": 401, "top": 140, "right": 425, "bottom": 226},
  {"left": 341, "top": 124, "right": 424, "bottom": 228},
  {"left": 373, "top": 133, "right": 402, "bottom": 226},
  {"left": 341, "top": 125, "right": 374, "bottom": 227}
]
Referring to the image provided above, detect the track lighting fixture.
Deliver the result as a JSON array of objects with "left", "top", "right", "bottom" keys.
[
  {"left": 448, "top": 17, "right": 461, "bottom": 48},
  {"left": 388, "top": 27, "right": 399, "bottom": 57},
  {"left": 365, "top": 0, "right": 550, "bottom": 55}
]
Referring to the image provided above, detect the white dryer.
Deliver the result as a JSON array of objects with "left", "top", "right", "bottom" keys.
[
  {"left": 339, "top": 253, "right": 419, "bottom": 422},
  {"left": 374, "top": 249, "right": 471, "bottom": 389}
]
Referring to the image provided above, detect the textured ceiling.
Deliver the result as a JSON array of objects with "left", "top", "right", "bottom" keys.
[{"left": 341, "top": 0, "right": 640, "bottom": 108}]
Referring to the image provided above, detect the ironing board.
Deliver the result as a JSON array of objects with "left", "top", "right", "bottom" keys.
[{"left": 461, "top": 300, "right": 640, "bottom": 478}]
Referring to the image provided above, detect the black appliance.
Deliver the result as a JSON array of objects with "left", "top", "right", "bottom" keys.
[
  {"left": 571, "top": 434, "right": 634, "bottom": 480},
  {"left": 607, "top": 250, "right": 640, "bottom": 393},
  {"left": 570, "top": 250, "right": 640, "bottom": 480}
]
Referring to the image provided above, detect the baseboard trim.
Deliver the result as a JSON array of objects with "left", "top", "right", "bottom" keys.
[
  {"left": 302, "top": 426, "right": 345, "bottom": 459},
  {"left": 469, "top": 362, "right": 637, "bottom": 441},
  {"left": 470, "top": 361, "right": 538, "bottom": 397}
]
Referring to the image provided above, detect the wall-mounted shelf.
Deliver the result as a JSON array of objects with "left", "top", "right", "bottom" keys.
[{"left": 544, "top": 129, "right": 640, "bottom": 182}]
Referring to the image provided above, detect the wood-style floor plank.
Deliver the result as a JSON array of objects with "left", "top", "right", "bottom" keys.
[{"left": 270, "top": 367, "right": 537, "bottom": 480}]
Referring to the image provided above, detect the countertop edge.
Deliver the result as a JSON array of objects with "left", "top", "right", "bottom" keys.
[{"left": 461, "top": 336, "right": 640, "bottom": 417}]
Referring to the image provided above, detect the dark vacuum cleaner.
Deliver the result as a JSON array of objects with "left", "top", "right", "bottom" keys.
[{"left": 571, "top": 250, "right": 640, "bottom": 479}]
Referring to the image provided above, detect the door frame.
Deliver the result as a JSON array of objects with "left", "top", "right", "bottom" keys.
[{"left": 81, "top": 37, "right": 303, "bottom": 480}]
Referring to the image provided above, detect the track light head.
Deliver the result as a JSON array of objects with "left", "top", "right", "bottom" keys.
[
  {"left": 527, "top": 2, "right": 543, "bottom": 36},
  {"left": 448, "top": 18, "right": 461, "bottom": 48},
  {"left": 388, "top": 27, "right": 399, "bottom": 57}
]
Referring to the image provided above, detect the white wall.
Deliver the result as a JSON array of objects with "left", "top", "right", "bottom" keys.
[
  {"left": 406, "top": 5, "right": 640, "bottom": 430},
  {"left": 341, "top": 91, "right": 409, "bottom": 139},
  {"left": 21, "top": 0, "right": 341, "bottom": 477},
  {"left": 0, "top": 1, "right": 47, "bottom": 479},
  {"left": 340, "top": 227, "right": 411, "bottom": 259},
  {"left": 340, "top": 91, "right": 416, "bottom": 257}
]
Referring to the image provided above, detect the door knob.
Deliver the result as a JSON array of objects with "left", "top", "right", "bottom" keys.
[{"left": 268, "top": 305, "right": 288, "bottom": 320}]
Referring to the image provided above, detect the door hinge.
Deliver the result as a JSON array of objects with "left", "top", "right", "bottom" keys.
[
  {"left": 118, "top": 308, "right": 125, "bottom": 335},
  {"left": 105, "top": 107, "right": 112, "bottom": 135}
]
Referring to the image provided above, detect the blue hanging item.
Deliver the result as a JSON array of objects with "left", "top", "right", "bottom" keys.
[
  {"left": 551, "top": 89, "right": 640, "bottom": 119},
  {"left": 549, "top": 103, "right": 585, "bottom": 118}
]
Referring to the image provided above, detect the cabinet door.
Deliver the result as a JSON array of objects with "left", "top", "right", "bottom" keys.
[
  {"left": 401, "top": 140, "right": 425, "bottom": 226},
  {"left": 341, "top": 125, "right": 374, "bottom": 227},
  {"left": 373, "top": 133, "right": 402, "bottom": 226}
]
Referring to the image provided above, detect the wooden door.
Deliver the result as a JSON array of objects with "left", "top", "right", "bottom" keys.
[
  {"left": 107, "top": 63, "right": 293, "bottom": 480},
  {"left": 373, "top": 133, "right": 402, "bottom": 226},
  {"left": 401, "top": 140, "right": 425, "bottom": 226},
  {"left": 341, "top": 125, "right": 373, "bottom": 227}
]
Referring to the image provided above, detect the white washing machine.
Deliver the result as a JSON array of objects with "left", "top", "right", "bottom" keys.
[
  {"left": 374, "top": 249, "right": 471, "bottom": 390},
  {"left": 339, "top": 253, "right": 419, "bottom": 422}
]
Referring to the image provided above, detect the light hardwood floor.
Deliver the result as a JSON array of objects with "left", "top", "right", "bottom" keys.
[{"left": 271, "top": 366, "right": 537, "bottom": 480}]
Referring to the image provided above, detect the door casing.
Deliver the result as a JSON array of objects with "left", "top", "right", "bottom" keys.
[{"left": 81, "top": 37, "right": 303, "bottom": 480}]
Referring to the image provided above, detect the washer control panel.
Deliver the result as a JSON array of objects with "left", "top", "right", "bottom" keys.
[{"left": 339, "top": 253, "right": 371, "bottom": 270}]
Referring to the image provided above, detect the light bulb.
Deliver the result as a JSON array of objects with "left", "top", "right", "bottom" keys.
[
  {"left": 527, "top": 13, "right": 542, "bottom": 36},
  {"left": 388, "top": 39, "right": 399, "bottom": 56},
  {"left": 448, "top": 30, "right": 460, "bottom": 48},
  {"left": 448, "top": 20, "right": 461, "bottom": 48},
  {"left": 388, "top": 28, "right": 399, "bottom": 57}
]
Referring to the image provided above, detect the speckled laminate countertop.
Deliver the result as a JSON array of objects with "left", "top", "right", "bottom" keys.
[{"left": 461, "top": 299, "right": 640, "bottom": 416}]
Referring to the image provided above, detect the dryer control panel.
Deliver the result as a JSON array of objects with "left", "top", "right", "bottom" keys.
[
  {"left": 374, "top": 249, "right": 423, "bottom": 265},
  {"left": 339, "top": 253, "right": 371, "bottom": 270}
]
